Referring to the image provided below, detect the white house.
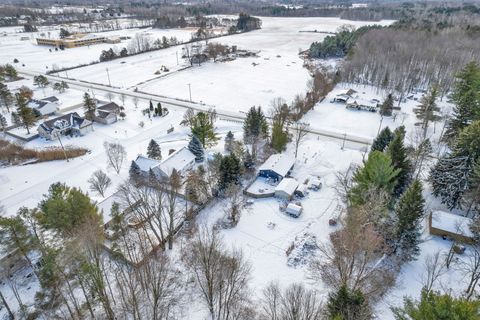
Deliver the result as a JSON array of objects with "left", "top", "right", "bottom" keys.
[
  {"left": 38, "top": 112, "right": 92, "bottom": 140},
  {"left": 95, "top": 101, "right": 120, "bottom": 125},
  {"left": 134, "top": 147, "right": 196, "bottom": 179},
  {"left": 275, "top": 177, "right": 299, "bottom": 200},
  {"left": 158, "top": 147, "right": 196, "bottom": 177},
  {"left": 28, "top": 99, "right": 58, "bottom": 116}
]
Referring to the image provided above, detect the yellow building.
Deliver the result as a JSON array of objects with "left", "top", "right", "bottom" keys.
[{"left": 36, "top": 33, "right": 118, "bottom": 48}]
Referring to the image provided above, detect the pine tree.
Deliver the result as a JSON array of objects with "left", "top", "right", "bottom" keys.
[
  {"left": 371, "top": 127, "right": 394, "bottom": 152},
  {"left": 147, "top": 139, "right": 162, "bottom": 160},
  {"left": 387, "top": 131, "right": 412, "bottom": 197},
  {"left": 11, "top": 111, "right": 21, "bottom": 126},
  {"left": 188, "top": 135, "right": 205, "bottom": 162},
  {"left": 430, "top": 154, "right": 471, "bottom": 209},
  {"left": 190, "top": 111, "right": 219, "bottom": 147},
  {"left": 0, "top": 113, "right": 7, "bottom": 132},
  {"left": 243, "top": 106, "right": 268, "bottom": 142},
  {"left": 224, "top": 130, "right": 235, "bottom": 153},
  {"left": 243, "top": 149, "right": 254, "bottom": 169},
  {"left": 454, "top": 120, "right": 480, "bottom": 162},
  {"left": 326, "top": 285, "right": 371, "bottom": 320},
  {"left": 157, "top": 102, "right": 163, "bottom": 116},
  {"left": 83, "top": 92, "right": 96, "bottom": 121},
  {"left": 413, "top": 85, "right": 441, "bottom": 139},
  {"left": 444, "top": 61, "right": 480, "bottom": 144},
  {"left": 219, "top": 153, "right": 242, "bottom": 189},
  {"left": 380, "top": 93, "right": 394, "bottom": 116},
  {"left": 349, "top": 151, "right": 400, "bottom": 206},
  {"left": 129, "top": 160, "right": 141, "bottom": 180},
  {"left": 271, "top": 122, "right": 288, "bottom": 152},
  {"left": 15, "top": 93, "right": 36, "bottom": 134},
  {"left": 392, "top": 289, "right": 480, "bottom": 320},
  {"left": 149, "top": 100, "right": 154, "bottom": 112},
  {"left": 394, "top": 180, "right": 425, "bottom": 262},
  {"left": 33, "top": 75, "right": 49, "bottom": 88},
  {"left": 465, "top": 161, "right": 480, "bottom": 215},
  {"left": 0, "top": 82, "right": 13, "bottom": 112}
]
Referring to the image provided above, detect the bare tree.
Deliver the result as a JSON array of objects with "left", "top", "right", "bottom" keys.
[
  {"left": 421, "top": 251, "right": 447, "bottom": 293},
  {"left": 88, "top": 170, "right": 112, "bottom": 197},
  {"left": 120, "top": 93, "right": 126, "bottom": 107},
  {"left": 132, "top": 96, "right": 139, "bottom": 109},
  {"left": 292, "top": 121, "right": 309, "bottom": 158},
  {"left": 104, "top": 142, "right": 126, "bottom": 174},
  {"left": 456, "top": 247, "right": 480, "bottom": 300},
  {"left": 222, "top": 184, "right": 244, "bottom": 228},
  {"left": 310, "top": 204, "right": 395, "bottom": 300},
  {"left": 163, "top": 169, "right": 183, "bottom": 250},
  {"left": 259, "top": 282, "right": 323, "bottom": 320},
  {"left": 184, "top": 226, "right": 252, "bottom": 320}
]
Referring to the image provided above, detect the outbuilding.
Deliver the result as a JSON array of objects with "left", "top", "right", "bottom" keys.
[
  {"left": 275, "top": 178, "right": 299, "bottom": 200},
  {"left": 258, "top": 153, "right": 295, "bottom": 182},
  {"left": 286, "top": 203, "right": 303, "bottom": 218},
  {"left": 429, "top": 211, "right": 474, "bottom": 243}
]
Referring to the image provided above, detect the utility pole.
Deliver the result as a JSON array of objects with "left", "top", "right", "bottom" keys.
[
  {"left": 187, "top": 83, "right": 192, "bottom": 102},
  {"left": 377, "top": 116, "right": 384, "bottom": 135},
  {"left": 176, "top": 51, "right": 179, "bottom": 65},
  {"left": 106, "top": 67, "right": 111, "bottom": 87},
  {"left": 55, "top": 131, "right": 69, "bottom": 162}
]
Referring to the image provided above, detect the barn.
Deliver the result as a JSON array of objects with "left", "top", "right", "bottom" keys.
[{"left": 258, "top": 153, "right": 295, "bottom": 182}]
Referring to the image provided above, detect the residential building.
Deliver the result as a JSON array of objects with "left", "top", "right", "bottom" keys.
[
  {"left": 36, "top": 33, "right": 120, "bottom": 48},
  {"left": 275, "top": 177, "right": 299, "bottom": 200},
  {"left": 429, "top": 211, "right": 474, "bottom": 243},
  {"left": 95, "top": 101, "right": 120, "bottom": 124},
  {"left": 38, "top": 112, "right": 93, "bottom": 140},
  {"left": 134, "top": 147, "right": 196, "bottom": 179}
]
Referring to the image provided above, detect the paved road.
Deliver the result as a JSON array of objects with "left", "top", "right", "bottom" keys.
[{"left": 19, "top": 70, "right": 373, "bottom": 146}]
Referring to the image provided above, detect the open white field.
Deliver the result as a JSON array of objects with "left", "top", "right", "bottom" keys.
[
  {"left": 0, "top": 25, "right": 195, "bottom": 72},
  {"left": 54, "top": 17, "right": 393, "bottom": 108}
]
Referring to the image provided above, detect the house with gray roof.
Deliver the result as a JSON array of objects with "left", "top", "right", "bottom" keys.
[{"left": 37, "top": 112, "right": 93, "bottom": 140}]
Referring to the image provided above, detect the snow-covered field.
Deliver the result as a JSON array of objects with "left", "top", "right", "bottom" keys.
[{"left": 0, "top": 25, "right": 195, "bottom": 72}]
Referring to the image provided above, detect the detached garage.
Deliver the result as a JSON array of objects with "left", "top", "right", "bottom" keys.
[{"left": 275, "top": 178, "right": 299, "bottom": 200}]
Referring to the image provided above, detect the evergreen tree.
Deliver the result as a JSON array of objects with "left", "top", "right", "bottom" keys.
[
  {"left": 190, "top": 111, "right": 219, "bottom": 147},
  {"left": 149, "top": 100, "right": 154, "bottom": 112},
  {"left": 465, "top": 161, "right": 480, "bottom": 215},
  {"left": 0, "top": 82, "right": 13, "bottom": 112},
  {"left": 129, "top": 160, "right": 141, "bottom": 180},
  {"left": 454, "top": 120, "right": 480, "bottom": 162},
  {"left": 413, "top": 85, "right": 441, "bottom": 139},
  {"left": 387, "top": 130, "right": 412, "bottom": 197},
  {"left": 395, "top": 180, "right": 425, "bottom": 262},
  {"left": 326, "top": 285, "right": 371, "bottom": 320},
  {"left": 224, "top": 130, "right": 235, "bottom": 153},
  {"left": 271, "top": 122, "right": 288, "bottom": 152},
  {"left": 147, "top": 139, "right": 162, "bottom": 160},
  {"left": 157, "top": 102, "right": 163, "bottom": 116},
  {"left": 11, "top": 111, "right": 21, "bottom": 126},
  {"left": 33, "top": 75, "right": 49, "bottom": 88},
  {"left": 188, "top": 135, "right": 205, "bottom": 162},
  {"left": 38, "top": 182, "right": 101, "bottom": 235},
  {"left": 15, "top": 93, "right": 36, "bottom": 134},
  {"left": 371, "top": 127, "right": 394, "bottom": 152},
  {"left": 243, "top": 106, "right": 268, "bottom": 142},
  {"left": 444, "top": 61, "right": 480, "bottom": 143},
  {"left": 349, "top": 151, "right": 400, "bottom": 206},
  {"left": 393, "top": 125, "right": 406, "bottom": 141},
  {"left": 243, "top": 149, "right": 254, "bottom": 169},
  {"left": 0, "top": 113, "right": 7, "bottom": 132},
  {"left": 392, "top": 289, "right": 480, "bottom": 320},
  {"left": 380, "top": 93, "right": 394, "bottom": 116},
  {"left": 218, "top": 153, "right": 242, "bottom": 189},
  {"left": 430, "top": 154, "right": 471, "bottom": 209},
  {"left": 83, "top": 92, "right": 96, "bottom": 121}
]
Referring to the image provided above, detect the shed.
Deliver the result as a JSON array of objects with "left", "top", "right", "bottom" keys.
[
  {"left": 294, "top": 184, "right": 308, "bottom": 197},
  {"left": 429, "top": 211, "right": 474, "bottom": 243},
  {"left": 259, "top": 153, "right": 295, "bottom": 181},
  {"left": 275, "top": 178, "right": 299, "bottom": 200},
  {"left": 286, "top": 203, "right": 302, "bottom": 218}
]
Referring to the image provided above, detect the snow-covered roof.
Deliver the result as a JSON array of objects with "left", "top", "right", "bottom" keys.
[
  {"left": 259, "top": 153, "right": 295, "bottom": 178},
  {"left": 41, "top": 96, "right": 59, "bottom": 103},
  {"left": 96, "top": 192, "right": 128, "bottom": 225},
  {"left": 158, "top": 147, "right": 195, "bottom": 176},
  {"left": 431, "top": 211, "right": 473, "bottom": 238},
  {"left": 286, "top": 203, "right": 302, "bottom": 214},
  {"left": 275, "top": 177, "right": 299, "bottom": 196},
  {"left": 134, "top": 155, "right": 161, "bottom": 173}
]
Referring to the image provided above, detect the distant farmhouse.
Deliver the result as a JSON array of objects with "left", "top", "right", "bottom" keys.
[
  {"left": 38, "top": 112, "right": 92, "bottom": 140},
  {"left": 95, "top": 101, "right": 120, "bottom": 124},
  {"left": 27, "top": 96, "right": 59, "bottom": 116},
  {"left": 258, "top": 153, "right": 296, "bottom": 182},
  {"left": 36, "top": 33, "right": 120, "bottom": 48},
  {"left": 333, "top": 88, "right": 380, "bottom": 112},
  {"left": 134, "top": 147, "right": 196, "bottom": 179}
]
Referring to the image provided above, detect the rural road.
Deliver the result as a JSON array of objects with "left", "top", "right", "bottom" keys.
[{"left": 18, "top": 69, "right": 373, "bottom": 147}]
